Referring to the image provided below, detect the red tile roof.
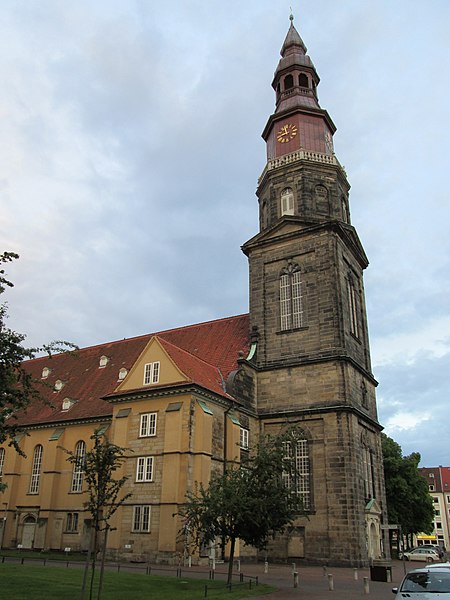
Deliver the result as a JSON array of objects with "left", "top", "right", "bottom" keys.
[{"left": 16, "top": 314, "right": 249, "bottom": 427}]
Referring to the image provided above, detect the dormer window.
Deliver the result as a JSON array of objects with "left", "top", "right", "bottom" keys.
[
  {"left": 118, "top": 368, "right": 128, "bottom": 381},
  {"left": 99, "top": 355, "right": 109, "bottom": 368},
  {"left": 62, "top": 398, "right": 75, "bottom": 412},
  {"left": 41, "top": 367, "right": 51, "bottom": 379},
  {"left": 54, "top": 379, "right": 64, "bottom": 392},
  {"left": 143, "top": 362, "right": 160, "bottom": 386}
]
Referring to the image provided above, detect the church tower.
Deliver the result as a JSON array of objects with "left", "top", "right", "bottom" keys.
[{"left": 239, "top": 16, "right": 388, "bottom": 566}]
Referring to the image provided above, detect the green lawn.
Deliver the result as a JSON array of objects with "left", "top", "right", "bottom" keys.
[{"left": 1, "top": 564, "right": 274, "bottom": 599}]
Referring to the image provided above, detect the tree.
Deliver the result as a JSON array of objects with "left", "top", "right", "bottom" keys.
[
  {"left": 0, "top": 252, "right": 75, "bottom": 490},
  {"left": 381, "top": 433, "right": 434, "bottom": 549},
  {"left": 181, "top": 431, "right": 306, "bottom": 585},
  {"left": 64, "top": 429, "right": 131, "bottom": 600}
]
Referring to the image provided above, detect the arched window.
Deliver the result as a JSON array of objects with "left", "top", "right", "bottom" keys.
[
  {"left": 281, "top": 187, "right": 294, "bottom": 216},
  {"left": 284, "top": 74, "right": 294, "bottom": 90},
  {"left": 0, "top": 447, "right": 5, "bottom": 482},
  {"left": 362, "top": 445, "right": 374, "bottom": 500},
  {"left": 347, "top": 275, "right": 359, "bottom": 338},
  {"left": 29, "top": 445, "right": 43, "bottom": 494},
  {"left": 282, "top": 432, "right": 311, "bottom": 510},
  {"left": 299, "top": 73, "right": 308, "bottom": 87},
  {"left": 70, "top": 440, "right": 86, "bottom": 493},
  {"left": 280, "top": 262, "right": 304, "bottom": 331}
]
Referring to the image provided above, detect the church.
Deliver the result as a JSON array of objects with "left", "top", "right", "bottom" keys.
[{"left": 0, "top": 17, "right": 388, "bottom": 567}]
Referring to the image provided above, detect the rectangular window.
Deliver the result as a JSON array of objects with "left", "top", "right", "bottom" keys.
[
  {"left": 136, "top": 456, "right": 154, "bottom": 482},
  {"left": 29, "top": 445, "right": 43, "bottom": 494},
  {"left": 282, "top": 439, "right": 310, "bottom": 510},
  {"left": 139, "top": 412, "right": 157, "bottom": 437},
  {"left": 436, "top": 521, "right": 442, "bottom": 529},
  {"left": 240, "top": 428, "right": 249, "bottom": 450},
  {"left": 66, "top": 512, "right": 79, "bottom": 532},
  {"left": 143, "top": 362, "right": 160, "bottom": 385},
  {"left": 429, "top": 485, "right": 435, "bottom": 491},
  {"left": 435, "top": 509, "right": 440, "bottom": 516},
  {"left": 132, "top": 505, "right": 151, "bottom": 532}
]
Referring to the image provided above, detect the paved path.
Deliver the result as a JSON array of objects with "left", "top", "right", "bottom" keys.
[{"left": 221, "top": 560, "right": 410, "bottom": 599}]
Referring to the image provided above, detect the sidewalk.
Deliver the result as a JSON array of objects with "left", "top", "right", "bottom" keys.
[{"left": 224, "top": 560, "right": 409, "bottom": 599}]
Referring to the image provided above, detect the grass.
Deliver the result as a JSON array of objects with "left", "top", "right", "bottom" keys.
[
  {"left": 1, "top": 563, "right": 275, "bottom": 599},
  {"left": 1, "top": 548, "right": 86, "bottom": 561}
]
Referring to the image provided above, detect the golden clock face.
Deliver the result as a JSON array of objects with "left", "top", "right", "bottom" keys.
[{"left": 277, "top": 123, "right": 298, "bottom": 143}]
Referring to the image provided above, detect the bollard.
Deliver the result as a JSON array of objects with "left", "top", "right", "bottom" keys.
[
  {"left": 212, "top": 557, "right": 216, "bottom": 571},
  {"left": 327, "top": 573, "right": 334, "bottom": 591},
  {"left": 264, "top": 560, "right": 268, "bottom": 573},
  {"left": 237, "top": 559, "right": 241, "bottom": 572},
  {"left": 188, "top": 555, "right": 192, "bottom": 568},
  {"left": 323, "top": 564, "right": 327, "bottom": 576},
  {"left": 353, "top": 568, "right": 358, "bottom": 580},
  {"left": 293, "top": 571, "right": 299, "bottom": 588},
  {"left": 292, "top": 562, "right": 296, "bottom": 573},
  {"left": 363, "top": 576, "right": 370, "bottom": 594},
  {"left": 387, "top": 569, "right": 392, "bottom": 583}
]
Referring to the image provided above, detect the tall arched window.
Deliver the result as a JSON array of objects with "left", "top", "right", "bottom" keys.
[
  {"left": 0, "top": 447, "right": 5, "bottom": 482},
  {"left": 347, "top": 275, "right": 359, "bottom": 338},
  {"left": 281, "top": 187, "right": 294, "bottom": 216},
  {"left": 362, "top": 445, "right": 374, "bottom": 500},
  {"left": 70, "top": 440, "right": 86, "bottom": 493},
  {"left": 29, "top": 445, "right": 43, "bottom": 494},
  {"left": 282, "top": 432, "right": 311, "bottom": 510},
  {"left": 280, "top": 262, "right": 304, "bottom": 331}
]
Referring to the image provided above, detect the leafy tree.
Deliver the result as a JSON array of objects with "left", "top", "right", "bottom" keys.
[
  {"left": 0, "top": 252, "right": 75, "bottom": 491},
  {"left": 381, "top": 433, "right": 434, "bottom": 548},
  {"left": 181, "top": 431, "right": 305, "bottom": 585},
  {"left": 64, "top": 430, "right": 131, "bottom": 600}
]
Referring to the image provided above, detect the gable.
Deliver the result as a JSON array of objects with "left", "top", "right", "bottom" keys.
[{"left": 116, "top": 337, "right": 187, "bottom": 392}]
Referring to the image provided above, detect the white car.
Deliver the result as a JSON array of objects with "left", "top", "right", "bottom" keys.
[
  {"left": 400, "top": 547, "right": 441, "bottom": 562},
  {"left": 392, "top": 567, "right": 450, "bottom": 598}
]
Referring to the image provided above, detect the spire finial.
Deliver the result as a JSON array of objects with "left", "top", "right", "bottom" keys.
[{"left": 289, "top": 9, "right": 294, "bottom": 23}]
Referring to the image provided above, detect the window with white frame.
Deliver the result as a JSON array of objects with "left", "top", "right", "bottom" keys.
[
  {"left": 240, "top": 428, "right": 249, "bottom": 450},
  {"left": 66, "top": 512, "right": 79, "bottom": 532},
  {"left": 0, "top": 447, "right": 4, "bottom": 481},
  {"left": 136, "top": 456, "right": 154, "bottom": 482},
  {"left": 280, "top": 262, "right": 304, "bottom": 331},
  {"left": 143, "top": 362, "right": 160, "bottom": 385},
  {"left": 281, "top": 187, "right": 294, "bottom": 216},
  {"left": 282, "top": 437, "right": 310, "bottom": 510},
  {"left": 70, "top": 440, "right": 86, "bottom": 493},
  {"left": 132, "top": 505, "right": 151, "bottom": 532},
  {"left": 139, "top": 412, "right": 157, "bottom": 437},
  {"left": 29, "top": 444, "right": 43, "bottom": 494}
]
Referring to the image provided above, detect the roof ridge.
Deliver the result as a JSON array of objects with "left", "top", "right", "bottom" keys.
[{"left": 25, "top": 313, "right": 250, "bottom": 363}]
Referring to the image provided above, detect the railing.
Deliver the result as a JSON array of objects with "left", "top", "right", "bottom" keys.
[{"left": 258, "top": 149, "right": 345, "bottom": 184}]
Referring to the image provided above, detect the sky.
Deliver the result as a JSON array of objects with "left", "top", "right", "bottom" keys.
[{"left": 1, "top": 1, "right": 449, "bottom": 467}]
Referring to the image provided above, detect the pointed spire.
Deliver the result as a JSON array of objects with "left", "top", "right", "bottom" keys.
[{"left": 281, "top": 13, "right": 307, "bottom": 56}]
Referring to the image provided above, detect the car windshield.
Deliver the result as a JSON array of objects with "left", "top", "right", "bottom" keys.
[{"left": 401, "top": 572, "right": 450, "bottom": 593}]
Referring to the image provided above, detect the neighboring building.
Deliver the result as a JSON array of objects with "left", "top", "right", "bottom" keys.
[
  {"left": 418, "top": 467, "right": 450, "bottom": 550},
  {"left": 0, "top": 17, "right": 388, "bottom": 566}
]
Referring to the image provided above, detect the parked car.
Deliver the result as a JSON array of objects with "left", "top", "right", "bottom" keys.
[
  {"left": 399, "top": 547, "right": 441, "bottom": 562},
  {"left": 429, "top": 544, "right": 446, "bottom": 559},
  {"left": 392, "top": 567, "right": 450, "bottom": 598}
]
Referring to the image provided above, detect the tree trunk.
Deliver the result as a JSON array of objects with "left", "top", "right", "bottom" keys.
[
  {"left": 227, "top": 536, "right": 236, "bottom": 586},
  {"left": 97, "top": 526, "right": 109, "bottom": 600},
  {"left": 89, "top": 524, "right": 99, "bottom": 600}
]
